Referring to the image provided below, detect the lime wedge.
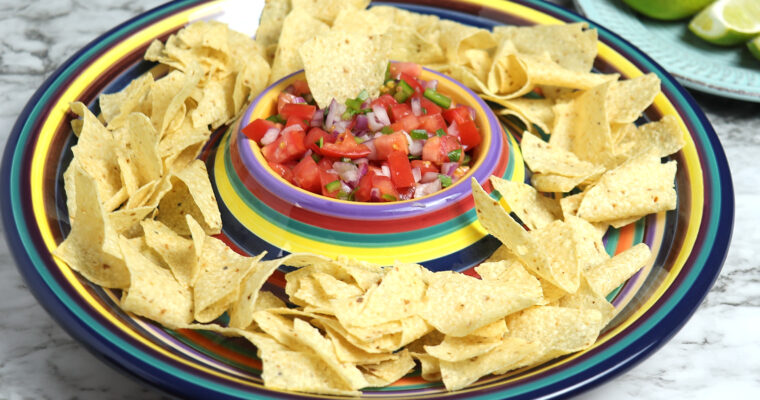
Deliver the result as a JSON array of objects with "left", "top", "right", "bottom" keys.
[
  {"left": 689, "top": 0, "right": 760, "bottom": 46},
  {"left": 748, "top": 36, "right": 760, "bottom": 60},
  {"left": 622, "top": 0, "right": 713, "bottom": 21}
]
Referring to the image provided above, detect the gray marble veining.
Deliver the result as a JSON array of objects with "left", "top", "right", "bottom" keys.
[{"left": 0, "top": 1, "right": 758, "bottom": 399}]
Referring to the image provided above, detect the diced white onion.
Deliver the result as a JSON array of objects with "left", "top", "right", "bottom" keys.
[{"left": 260, "top": 127, "right": 280, "bottom": 145}]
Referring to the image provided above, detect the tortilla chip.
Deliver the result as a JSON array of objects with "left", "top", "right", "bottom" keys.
[
  {"left": 615, "top": 115, "right": 686, "bottom": 161},
  {"left": 229, "top": 254, "right": 289, "bottom": 329},
  {"left": 472, "top": 180, "right": 582, "bottom": 293},
  {"left": 521, "top": 132, "right": 605, "bottom": 181},
  {"left": 439, "top": 337, "right": 537, "bottom": 391},
  {"left": 494, "top": 23, "right": 597, "bottom": 72},
  {"left": 156, "top": 159, "right": 221, "bottom": 235},
  {"left": 490, "top": 176, "right": 560, "bottom": 230},
  {"left": 119, "top": 237, "right": 193, "bottom": 328},
  {"left": 565, "top": 215, "right": 610, "bottom": 273},
  {"left": 255, "top": 0, "right": 291, "bottom": 62},
  {"left": 323, "top": 325, "right": 398, "bottom": 364},
  {"left": 558, "top": 280, "right": 615, "bottom": 330},
  {"left": 53, "top": 164, "right": 129, "bottom": 289},
  {"left": 331, "top": 263, "right": 426, "bottom": 327},
  {"left": 113, "top": 113, "right": 163, "bottom": 196},
  {"left": 585, "top": 243, "right": 651, "bottom": 297},
  {"left": 69, "top": 102, "right": 123, "bottom": 207},
  {"left": 255, "top": 331, "right": 360, "bottom": 395},
  {"left": 492, "top": 97, "right": 554, "bottom": 134},
  {"left": 410, "top": 352, "right": 442, "bottom": 381},
  {"left": 98, "top": 72, "right": 154, "bottom": 128},
  {"left": 577, "top": 150, "right": 677, "bottom": 222},
  {"left": 109, "top": 206, "right": 153, "bottom": 237},
  {"left": 300, "top": 30, "right": 391, "bottom": 108},
  {"left": 193, "top": 236, "right": 259, "bottom": 322},
  {"left": 359, "top": 349, "right": 415, "bottom": 387},
  {"left": 420, "top": 269, "right": 541, "bottom": 337},
  {"left": 292, "top": 318, "right": 369, "bottom": 390},
  {"left": 141, "top": 219, "right": 198, "bottom": 286},
  {"left": 506, "top": 306, "right": 602, "bottom": 366},
  {"left": 269, "top": 8, "right": 329, "bottom": 83},
  {"left": 332, "top": 8, "right": 390, "bottom": 36},
  {"left": 291, "top": 0, "right": 370, "bottom": 24},
  {"left": 607, "top": 73, "right": 660, "bottom": 124}
]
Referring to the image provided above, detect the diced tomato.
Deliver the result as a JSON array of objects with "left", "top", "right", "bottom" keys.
[
  {"left": 411, "top": 159, "right": 438, "bottom": 175},
  {"left": 422, "top": 136, "right": 443, "bottom": 165},
  {"left": 319, "top": 132, "right": 371, "bottom": 159},
  {"left": 268, "top": 162, "right": 295, "bottom": 183},
  {"left": 422, "top": 135, "right": 461, "bottom": 165},
  {"left": 242, "top": 119, "right": 276, "bottom": 143},
  {"left": 456, "top": 120, "right": 482, "bottom": 149},
  {"left": 399, "top": 73, "right": 424, "bottom": 93},
  {"left": 292, "top": 79, "right": 310, "bottom": 95},
  {"left": 390, "top": 62, "right": 422, "bottom": 80},
  {"left": 303, "top": 127, "right": 332, "bottom": 152},
  {"left": 285, "top": 115, "right": 308, "bottom": 131},
  {"left": 389, "top": 114, "right": 420, "bottom": 133},
  {"left": 317, "top": 156, "right": 336, "bottom": 171},
  {"left": 280, "top": 103, "right": 316, "bottom": 121},
  {"left": 443, "top": 106, "right": 472, "bottom": 125},
  {"left": 354, "top": 170, "right": 375, "bottom": 202},
  {"left": 387, "top": 151, "right": 415, "bottom": 188},
  {"left": 261, "top": 126, "right": 307, "bottom": 164},
  {"left": 374, "top": 132, "right": 409, "bottom": 160},
  {"left": 389, "top": 103, "right": 412, "bottom": 122},
  {"left": 292, "top": 156, "right": 321, "bottom": 193},
  {"left": 371, "top": 175, "right": 399, "bottom": 202},
  {"left": 277, "top": 92, "right": 298, "bottom": 114},
  {"left": 370, "top": 94, "right": 398, "bottom": 114},
  {"left": 418, "top": 95, "right": 443, "bottom": 116},
  {"left": 319, "top": 169, "right": 341, "bottom": 198},
  {"left": 419, "top": 113, "right": 447, "bottom": 134},
  {"left": 440, "top": 135, "right": 463, "bottom": 163}
]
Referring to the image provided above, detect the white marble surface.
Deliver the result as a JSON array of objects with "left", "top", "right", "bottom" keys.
[{"left": 0, "top": 0, "right": 758, "bottom": 399}]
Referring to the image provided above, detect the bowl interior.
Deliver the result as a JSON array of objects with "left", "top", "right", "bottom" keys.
[{"left": 240, "top": 66, "right": 500, "bottom": 204}]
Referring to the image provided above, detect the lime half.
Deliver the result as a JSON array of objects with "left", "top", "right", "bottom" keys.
[
  {"left": 748, "top": 36, "right": 760, "bottom": 61},
  {"left": 689, "top": 0, "right": 760, "bottom": 46}
]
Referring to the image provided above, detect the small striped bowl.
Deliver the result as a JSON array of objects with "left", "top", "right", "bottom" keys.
[{"left": 220, "top": 68, "right": 523, "bottom": 271}]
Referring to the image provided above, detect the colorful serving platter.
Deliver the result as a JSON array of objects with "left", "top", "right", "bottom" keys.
[{"left": 0, "top": 0, "right": 733, "bottom": 399}]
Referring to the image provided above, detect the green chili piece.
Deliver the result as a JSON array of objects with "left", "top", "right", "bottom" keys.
[
  {"left": 394, "top": 80, "right": 414, "bottom": 103},
  {"left": 381, "top": 193, "right": 397, "bottom": 202},
  {"left": 423, "top": 88, "right": 452, "bottom": 109},
  {"left": 439, "top": 174, "right": 452, "bottom": 188},
  {"left": 410, "top": 129, "right": 428, "bottom": 140},
  {"left": 266, "top": 114, "right": 286, "bottom": 124},
  {"left": 325, "top": 180, "right": 341, "bottom": 193},
  {"left": 447, "top": 148, "right": 462, "bottom": 162}
]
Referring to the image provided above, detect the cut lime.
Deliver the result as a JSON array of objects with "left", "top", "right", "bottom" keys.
[
  {"left": 623, "top": 0, "right": 713, "bottom": 21},
  {"left": 689, "top": 0, "right": 760, "bottom": 46},
  {"left": 748, "top": 36, "right": 760, "bottom": 61}
]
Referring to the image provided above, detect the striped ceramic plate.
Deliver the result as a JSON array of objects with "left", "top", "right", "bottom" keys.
[{"left": 0, "top": 0, "right": 733, "bottom": 399}]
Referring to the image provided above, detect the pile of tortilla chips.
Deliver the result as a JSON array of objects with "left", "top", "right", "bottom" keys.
[{"left": 54, "top": 0, "right": 687, "bottom": 396}]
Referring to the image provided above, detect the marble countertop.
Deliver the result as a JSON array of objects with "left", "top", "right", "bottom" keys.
[{"left": 0, "top": 1, "right": 757, "bottom": 399}]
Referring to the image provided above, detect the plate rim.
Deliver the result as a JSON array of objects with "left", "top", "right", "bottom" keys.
[{"left": 0, "top": 0, "right": 735, "bottom": 399}]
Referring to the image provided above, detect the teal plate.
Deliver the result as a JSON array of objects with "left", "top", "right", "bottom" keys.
[{"left": 575, "top": 0, "right": 760, "bottom": 102}]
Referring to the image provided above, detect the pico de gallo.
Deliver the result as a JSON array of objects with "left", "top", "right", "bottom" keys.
[{"left": 241, "top": 62, "right": 482, "bottom": 202}]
